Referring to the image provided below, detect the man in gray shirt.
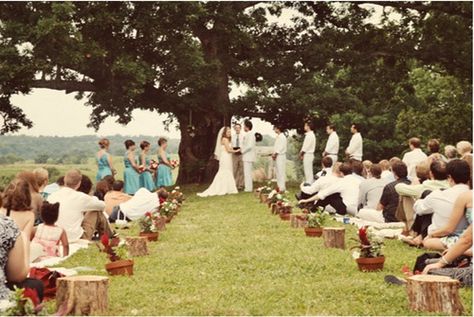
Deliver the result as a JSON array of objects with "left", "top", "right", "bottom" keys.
[{"left": 358, "top": 164, "right": 389, "bottom": 210}]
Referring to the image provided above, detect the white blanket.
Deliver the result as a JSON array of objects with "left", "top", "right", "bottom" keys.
[
  {"left": 30, "top": 239, "right": 90, "bottom": 268},
  {"left": 333, "top": 215, "right": 404, "bottom": 238}
]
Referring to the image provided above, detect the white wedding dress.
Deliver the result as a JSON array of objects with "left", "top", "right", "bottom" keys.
[{"left": 197, "top": 145, "right": 238, "bottom": 197}]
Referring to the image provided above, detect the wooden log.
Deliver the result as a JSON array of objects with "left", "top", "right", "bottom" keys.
[
  {"left": 322, "top": 227, "right": 345, "bottom": 249},
  {"left": 290, "top": 214, "right": 308, "bottom": 228},
  {"left": 125, "top": 236, "right": 148, "bottom": 257},
  {"left": 406, "top": 275, "right": 464, "bottom": 315},
  {"left": 56, "top": 275, "right": 108, "bottom": 315}
]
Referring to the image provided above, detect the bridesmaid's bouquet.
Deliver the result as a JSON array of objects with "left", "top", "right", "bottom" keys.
[
  {"left": 150, "top": 159, "right": 159, "bottom": 171},
  {"left": 138, "top": 165, "right": 146, "bottom": 173},
  {"left": 170, "top": 160, "right": 180, "bottom": 169}
]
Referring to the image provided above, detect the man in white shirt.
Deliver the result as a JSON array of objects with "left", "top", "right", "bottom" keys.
[
  {"left": 272, "top": 125, "right": 287, "bottom": 192},
  {"left": 241, "top": 120, "right": 256, "bottom": 192},
  {"left": 232, "top": 123, "right": 245, "bottom": 190},
  {"left": 345, "top": 123, "right": 363, "bottom": 161},
  {"left": 322, "top": 124, "right": 339, "bottom": 165},
  {"left": 47, "top": 169, "right": 109, "bottom": 242},
  {"left": 358, "top": 164, "right": 389, "bottom": 210},
  {"left": 110, "top": 187, "right": 161, "bottom": 221},
  {"left": 299, "top": 121, "right": 316, "bottom": 184},
  {"left": 297, "top": 160, "right": 341, "bottom": 201},
  {"left": 402, "top": 137, "right": 428, "bottom": 180},
  {"left": 315, "top": 156, "right": 334, "bottom": 179},
  {"left": 299, "top": 163, "right": 359, "bottom": 215}
]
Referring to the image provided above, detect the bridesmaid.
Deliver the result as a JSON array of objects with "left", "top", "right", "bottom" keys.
[
  {"left": 96, "top": 138, "right": 115, "bottom": 182},
  {"left": 156, "top": 138, "right": 173, "bottom": 188},
  {"left": 123, "top": 140, "right": 141, "bottom": 195},
  {"left": 139, "top": 140, "right": 155, "bottom": 191}
]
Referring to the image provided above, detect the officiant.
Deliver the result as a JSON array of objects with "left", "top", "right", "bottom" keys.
[{"left": 232, "top": 123, "right": 245, "bottom": 190}]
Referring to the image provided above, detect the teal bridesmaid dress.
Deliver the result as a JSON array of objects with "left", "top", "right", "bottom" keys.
[
  {"left": 124, "top": 152, "right": 140, "bottom": 195},
  {"left": 96, "top": 153, "right": 112, "bottom": 182},
  {"left": 139, "top": 155, "right": 155, "bottom": 191},
  {"left": 156, "top": 152, "right": 173, "bottom": 188}
]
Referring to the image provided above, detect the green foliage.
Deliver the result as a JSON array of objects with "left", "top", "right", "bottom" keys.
[{"left": 307, "top": 207, "right": 328, "bottom": 228}]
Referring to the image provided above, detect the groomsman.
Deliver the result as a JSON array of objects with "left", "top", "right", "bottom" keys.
[
  {"left": 323, "top": 124, "right": 339, "bottom": 165},
  {"left": 299, "top": 121, "right": 316, "bottom": 184},
  {"left": 272, "top": 125, "right": 287, "bottom": 192},
  {"left": 345, "top": 123, "right": 363, "bottom": 161},
  {"left": 241, "top": 120, "right": 256, "bottom": 192},
  {"left": 232, "top": 123, "right": 245, "bottom": 190}
]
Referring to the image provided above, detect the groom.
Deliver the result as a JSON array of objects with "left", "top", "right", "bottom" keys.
[{"left": 241, "top": 120, "right": 256, "bottom": 192}]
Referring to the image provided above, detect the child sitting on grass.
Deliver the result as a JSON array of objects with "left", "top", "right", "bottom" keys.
[{"left": 31, "top": 202, "right": 69, "bottom": 261}]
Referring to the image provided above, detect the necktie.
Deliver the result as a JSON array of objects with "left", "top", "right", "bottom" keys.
[{"left": 236, "top": 135, "right": 240, "bottom": 148}]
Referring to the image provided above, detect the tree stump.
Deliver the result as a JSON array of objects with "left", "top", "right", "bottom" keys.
[
  {"left": 125, "top": 236, "right": 148, "bottom": 257},
  {"left": 322, "top": 227, "right": 345, "bottom": 249},
  {"left": 56, "top": 275, "right": 108, "bottom": 315},
  {"left": 156, "top": 216, "right": 166, "bottom": 231},
  {"left": 406, "top": 275, "right": 464, "bottom": 315},
  {"left": 290, "top": 214, "right": 307, "bottom": 228}
]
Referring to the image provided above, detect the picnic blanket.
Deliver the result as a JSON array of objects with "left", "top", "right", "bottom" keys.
[{"left": 30, "top": 239, "right": 90, "bottom": 268}]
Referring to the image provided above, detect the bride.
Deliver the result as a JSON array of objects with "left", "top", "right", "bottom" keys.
[{"left": 197, "top": 127, "right": 240, "bottom": 197}]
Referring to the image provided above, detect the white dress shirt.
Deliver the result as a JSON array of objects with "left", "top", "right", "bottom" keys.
[
  {"left": 324, "top": 131, "right": 339, "bottom": 155},
  {"left": 316, "top": 167, "right": 333, "bottom": 178},
  {"left": 414, "top": 184, "right": 470, "bottom": 234},
  {"left": 273, "top": 133, "right": 287, "bottom": 155},
  {"left": 346, "top": 132, "right": 363, "bottom": 160},
  {"left": 301, "top": 174, "right": 339, "bottom": 195},
  {"left": 318, "top": 175, "right": 361, "bottom": 214},
  {"left": 381, "top": 170, "right": 394, "bottom": 181},
  {"left": 402, "top": 148, "right": 428, "bottom": 179},
  {"left": 48, "top": 187, "right": 106, "bottom": 242},
  {"left": 358, "top": 177, "right": 389, "bottom": 210},
  {"left": 241, "top": 132, "right": 256, "bottom": 163},
  {"left": 120, "top": 188, "right": 160, "bottom": 221},
  {"left": 301, "top": 131, "right": 316, "bottom": 154},
  {"left": 232, "top": 133, "right": 244, "bottom": 148}
]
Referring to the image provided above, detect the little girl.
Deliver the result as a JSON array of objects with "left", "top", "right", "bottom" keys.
[{"left": 31, "top": 202, "right": 69, "bottom": 260}]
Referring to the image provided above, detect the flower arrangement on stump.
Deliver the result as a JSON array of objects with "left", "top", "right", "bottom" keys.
[
  {"left": 256, "top": 181, "right": 273, "bottom": 203},
  {"left": 0, "top": 287, "right": 43, "bottom": 316},
  {"left": 160, "top": 200, "right": 178, "bottom": 223},
  {"left": 98, "top": 234, "right": 134, "bottom": 276},
  {"left": 169, "top": 186, "right": 185, "bottom": 206},
  {"left": 304, "top": 207, "right": 328, "bottom": 237},
  {"left": 138, "top": 211, "right": 162, "bottom": 241},
  {"left": 351, "top": 226, "right": 385, "bottom": 272}
]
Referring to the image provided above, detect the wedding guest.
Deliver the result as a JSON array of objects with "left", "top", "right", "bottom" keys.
[
  {"left": 96, "top": 138, "right": 115, "bottom": 182},
  {"left": 139, "top": 141, "right": 155, "bottom": 191},
  {"left": 379, "top": 160, "right": 392, "bottom": 180},
  {"left": 322, "top": 124, "right": 339, "bottom": 164},
  {"left": 349, "top": 159, "right": 365, "bottom": 182},
  {"left": 300, "top": 121, "right": 316, "bottom": 184},
  {"left": 232, "top": 123, "right": 245, "bottom": 190},
  {"left": 444, "top": 145, "right": 457, "bottom": 161},
  {"left": 456, "top": 140, "right": 472, "bottom": 159},
  {"left": 358, "top": 164, "right": 388, "bottom": 210},
  {"left": 427, "top": 139, "right": 447, "bottom": 162},
  {"left": 33, "top": 168, "right": 49, "bottom": 200},
  {"left": 109, "top": 187, "right": 161, "bottom": 222},
  {"left": 47, "top": 169, "right": 110, "bottom": 242},
  {"left": 104, "top": 181, "right": 132, "bottom": 216},
  {"left": 124, "top": 140, "right": 141, "bottom": 195},
  {"left": 272, "top": 125, "right": 287, "bottom": 192},
  {"left": 42, "top": 176, "right": 64, "bottom": 198},
  {"left": 315, "top": 156, "right": 333, "bottom": 178},
  {"left": 156, "top": 138, "right": 173, "bottom": 188},
  {"left": 357, "top": 161, "right": 410, "bottom": 223},
  {"left": 402, "top": 137, "right": 428, "bottom": 180},
  {"left": 345, "top": 123, "right": 363, "bottom": 161},
  {"left": 396, "top": 160, "right": 449, "bottom": 199},
  {"left": 241, "top": 120, "right": 256, "bottom": 192},
  {"left": 94, "top": 180, "right": 111, "bottom": 201},
  {"left": 298, "top": 160, "right": 341, "bottom": 201},
  {"left": 362, "top": 160, "right": 373, "bottom": 179},
  {"left": 16, "top": 171, "right": 43, "bottom": 222}
]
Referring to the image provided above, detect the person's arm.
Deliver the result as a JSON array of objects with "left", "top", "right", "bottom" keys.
[
  {"left": 6, "top": 234, "right": 29, "bottom": 283},
  {"left": 423, "top": 225, "right": 472, "bottom": 274},
  {"left": 60, "top": 229, "right": 69, "bottom": 257},
  {"left": 107, "top": 153, "right": 115, "bottom": 173},
  {"left": 430, "top": 193, "right": 468, "bottom": 237},
  {"left": 346, "top": 136, "right": 355, "bottom": 154},
  {"left": 159, "top": 149, "right": 172, "bottom": 167},
  {"left": 128, "top": 151, "right": 141, "bottom": 172},
  {"left": 377, "top": 186, "right": 390, "bottom": 211},
  {"left": 23, "top": 212, "right": 35, "bottom": 241},
  {"left": 414, "top": 196, "right": 434, "bottom": 215},
  {"left": 300, "top": 134, "right": 310, "bottom": 157},
  {"left": 395, "top": 183, "right": 422, "bottom": 198},
  {"left": 83, "top": 195, "right": 106, "bottom": 211},
  {"left": 223, "top": 139, "right": 238, "bottom": 153},
  {"left": 300, "top": 181, "right": 339, "bottom": 204}
]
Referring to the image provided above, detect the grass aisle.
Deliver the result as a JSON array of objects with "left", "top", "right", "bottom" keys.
[{"left": 59, "top": 185, "right": 472, "bottom": 315}]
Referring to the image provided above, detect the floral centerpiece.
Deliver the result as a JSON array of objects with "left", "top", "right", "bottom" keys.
[
  {"left": 138, "top": 211, "right": 162, "bottom": 241},
  {"left": 0, "top": 287, "right": 43, "bottom": 316},
  {"left": 160, "top": 200, "right": 178, "bottom": 222},
  {"left": 99, "top": 234, "right": 134, "bottom": 276},
  {"left": 168, "top": 186, "right": 185, "bottom": 205},
  {"left": 351, "top": 226, "right": 385, "bottom": 272},
  {"left": 304, "top": 207, "right": 328, "bottom": 237}
]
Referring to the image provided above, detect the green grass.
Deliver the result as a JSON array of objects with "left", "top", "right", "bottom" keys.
[{"left": 53, "top": 185, "right": 472, "bottom": 316}]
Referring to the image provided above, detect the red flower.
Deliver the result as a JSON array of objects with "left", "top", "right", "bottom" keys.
[
  {"left": 159, "top": 197, "right": 166, "bottom": 205},
  {"left": 276, "top": 187, "right": 280, "bottom": 193},
  {"left": 277, "top": 201, "right": 283, "bottom": 206},
  {"left": 145, "top": 211, "right": 152, "bottom": 217},
  {"left": 100, "top": 234, "right": 109, "bottom": 247},
  {"left": 23, "top": 288, "right": 40, "bottom": 307},
  {"left": 358, "top": 227, "right": 370, "bottom": 246}
]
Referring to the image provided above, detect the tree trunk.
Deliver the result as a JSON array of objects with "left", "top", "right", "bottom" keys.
[
  {"left": 125, "top": 236, "right": 148, "bottom": 257},
  {"left": 322, "top": 227, "right": 346, "bottom": 249}
]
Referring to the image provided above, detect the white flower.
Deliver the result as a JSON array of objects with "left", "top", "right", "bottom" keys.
[
  {"left": 276, "top": 194, "right": 282, "bottom": 200},
  {"left": 0, "top": 299, "right": 14, "bottom": 313},
  {"left": 352, "top": 251, "right": 360, "bottom": 259}
]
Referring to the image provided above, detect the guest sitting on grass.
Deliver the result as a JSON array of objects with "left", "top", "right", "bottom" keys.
[
  {"left": 16, "top": 171, "right": 44, "bottom": 223},
  {"left": 357, "top": 164, "right": 388, "bottom": 211},
  {"left": 33, "top": 168, "right": 49, "bottom": 200},
  {"left": 43, "top": 176, "right": 64, "bottom": 198},
  {"left": 109, "top": 187, "right": 168, "bottom": 222},
  {"left": 444, "top": 145, "right": 458, "bottom": 162},
  {"left": 94, "top": 180, "right": 111, "bottom": 201},
  {"left": 357, "top": 161, "right": 410, "bottom": 223},
  {"left": 297, "top": 157, "right": 337, "bottom": 200},
  {"left": 31, "top": 202, "right": 69, "bottom": 262},
  {"left": 362, "top": 160, "right": 373, "bottom": 179},
  {"left": 104, "top": 180, "right": 132, "bottom": 217},
  {"left": 456, "top": 140, "right": 472, "bottom": 159},
  {"left": 315, "top": 156, "right": 333, "bottom": 179},
  {"left": 349, "top": 159, "right": 365, "bottom": 182}
]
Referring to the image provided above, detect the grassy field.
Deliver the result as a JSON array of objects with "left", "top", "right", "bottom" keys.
[{"left": 49, "top": 185, "right": 471, "bottom": 316}]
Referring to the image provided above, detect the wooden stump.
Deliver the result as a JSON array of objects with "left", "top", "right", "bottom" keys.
[
  {"left": 125, "top": 236, "right": 148, "bottom": 257},
  {"left": 56, "top": 275, "right": 108, "bottom": 315},
  {"left": 322, "top": 227, "right": 345, "bottom": 249},
  {"left": 290, "top": 214, "right": 307, "bottom": 228},
  {"left": 156, "top": 216, "right": 166, "bottom": 231},
  {"left": 406, "top": 275, "right": 464, "bottom": 315}
]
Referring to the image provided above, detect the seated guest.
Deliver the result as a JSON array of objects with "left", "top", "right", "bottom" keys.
[
  {"left": 94, "top": 180, "right": 111, "bottom": 201},
  {"left": 357, "top": 161, "right": 410, "bottom": 223},
  {"left": 402, "top": 137, "right": 428, "bottom": 180},
  {"left": 422, "top": 190, "right": 472, "bottom": 251},
  {"left": 396, "top": 160, "right": 449, "bottom": 199},
  {"left": 104, "top": 181, "right": 132, "bottom": 216},
  {"left": 1, "top": 214, "right": 44, "bottom": 303},
  {"left": 379, "top": 160, "right": 392, "bottom": 180},
  {"left": 298, "top": 163, "right": 359, "bottom": 215},
  {"left": 444, "top": 145, "right": 458, "bottom": 162},
  {"left": 427, "top": 139, "right": 447, "bottom": 162},
  {"left": 315, "top": 156, "right": 333, "bottom": 179},
  {"left": 456, "top": 140, "right": 472, "bottom": 159},
  {"left": 33, "top": 168, "right": 49, "bottom": 200},
  {"left": 358, "top": 164, "right": 388, "bottom": 210},
  {"left": 47, "top": 170, "right": 111, "bottom": 242},
  {"left": 407, "top": 159, "right": 471, "bottom": 246},
  {"left": 362, "top": 160, "right": 372, "bottom": 179},
  {"left": 109, "top": 187, "right": 163, "bottom": 222},
  {"left": 297, "top": 161, "right": 341, "bottom": 201},
  {"left": 349, "top": 159, "right": 365, "bottom": 183},
  {"left": 31, "top": 202, "right": 69, "bottom": 261},
  {"left": 43, "top": 176, "right": 64, "bottom": 198},
  {"left": 16, "top": 171, "right": 44, "bottom": 222}
]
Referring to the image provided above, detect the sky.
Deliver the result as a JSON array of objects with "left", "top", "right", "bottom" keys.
[{"left": 7, "top": 3, "right": 388, "bottom": 139}]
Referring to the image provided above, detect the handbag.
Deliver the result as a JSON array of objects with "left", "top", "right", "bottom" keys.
[{"left": 28, "top": 267, "right": 65, "bottom": 301}]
